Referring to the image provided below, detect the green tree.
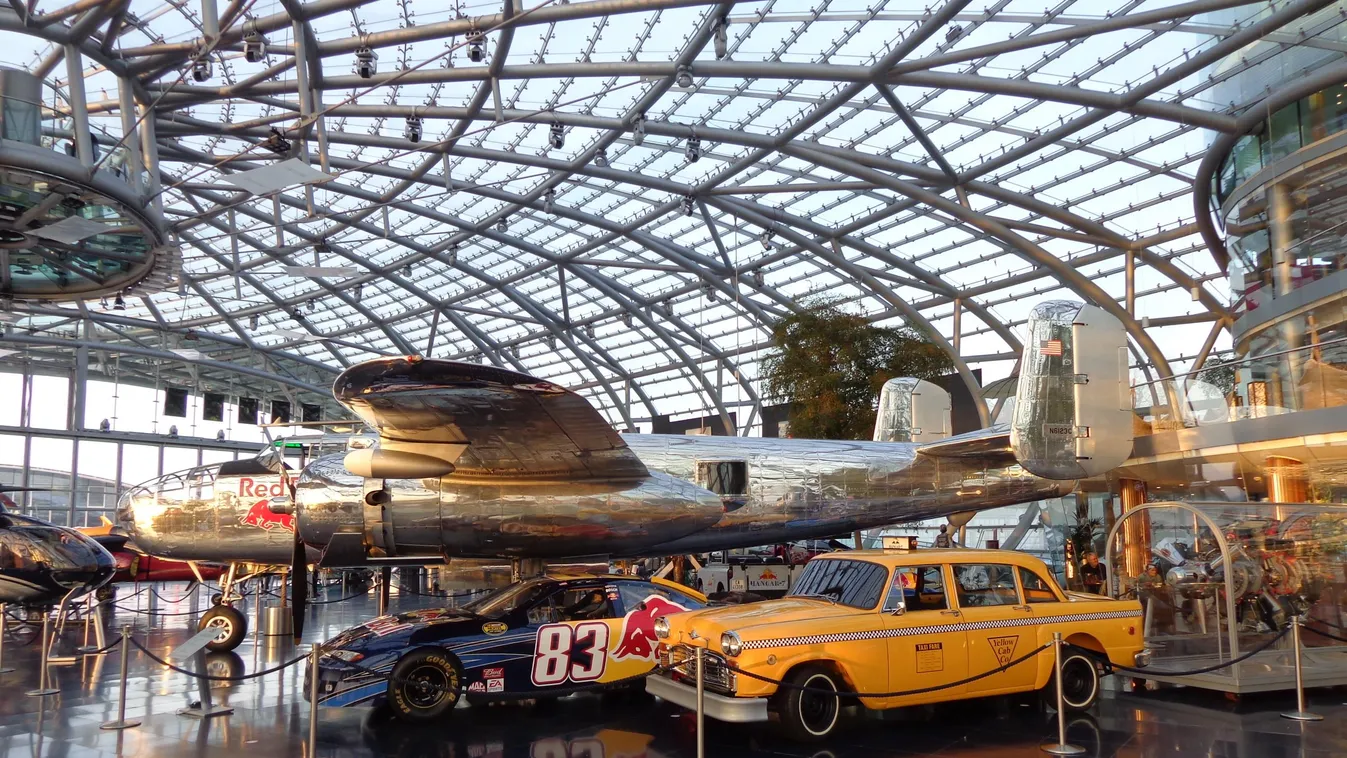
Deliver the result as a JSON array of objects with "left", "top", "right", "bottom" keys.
[{"left": 761, "top": 303, "right": 953, "bottom": 440}]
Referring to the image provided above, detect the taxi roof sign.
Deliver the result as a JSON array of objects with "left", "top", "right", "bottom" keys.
[{"left": 881, "top": 535, "right": 918, "bottom": 550}]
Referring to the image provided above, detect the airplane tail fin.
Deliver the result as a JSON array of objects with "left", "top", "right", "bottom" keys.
[
  {"left": 873, "top": 378, "right": 951, "bottom": 443},
  {"left": 918, "top": 300, "right": 1133, "bottom": 480}
]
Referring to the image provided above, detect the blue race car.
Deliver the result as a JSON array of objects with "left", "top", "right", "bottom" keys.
[{"left": 311, "top": 574, "right": 705, "bottom": 721}]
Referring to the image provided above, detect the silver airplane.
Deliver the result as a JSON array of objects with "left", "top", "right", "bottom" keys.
[{"left": 117, "top": 300, "right": 1135, "bottom": 649}]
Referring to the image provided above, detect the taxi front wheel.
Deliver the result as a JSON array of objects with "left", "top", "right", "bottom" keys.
[
  {"left": 775, "top": 665, "right": 844, "bottom": 742},
  {"left": 1042, "top": 653, "right": 1100, "bottom": 712}
]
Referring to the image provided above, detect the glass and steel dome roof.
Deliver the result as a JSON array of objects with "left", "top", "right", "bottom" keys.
[{"left": 0, "top": 0, "right": 1337, "bottom": 427}]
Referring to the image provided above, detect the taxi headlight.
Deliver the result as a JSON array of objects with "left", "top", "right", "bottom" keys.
[
  {"left": 720, "top": 631, "right": 742, "bottom": 657},
  {"left": 654, "top": 617, "right": 670, "bottom": 639}
]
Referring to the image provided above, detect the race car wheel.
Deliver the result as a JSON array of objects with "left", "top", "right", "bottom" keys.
[
  {"left": 1042, "top": 653, "right": 1100, "bottom": 712},
  {"left": 776, "top": 665, "right": 843, "bottom": 742},
  {"left": 387, "top": 648, "right": 463, "bottom": 722},
  {"left": 199, "top": 605, "right": 247, "bottom": 652}
]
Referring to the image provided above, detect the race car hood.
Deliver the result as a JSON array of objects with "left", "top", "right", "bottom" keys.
[
  {"left": 663, "top": 598, "right": 871, "bottom": 644},
  {"left": 324, "top": 607, "right": 484, "bottom": 651}
]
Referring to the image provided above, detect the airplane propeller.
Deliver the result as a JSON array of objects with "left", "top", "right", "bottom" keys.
[{"left": 291, "top": 531, "right": 307, "bottom": 642}]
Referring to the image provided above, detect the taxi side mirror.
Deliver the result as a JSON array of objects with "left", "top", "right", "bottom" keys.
[{"left": 887, "top": 600, "right": 906, "bottom": 616}]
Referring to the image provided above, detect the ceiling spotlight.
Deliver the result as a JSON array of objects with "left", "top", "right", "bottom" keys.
[
  {"left": 113, "top": 292, "right": 126, "bottom": 310},
  {"left": 355, "top": 45, "right": 378, "bottom": 78},
  {"left": 585, "top": 323, "right": 595, "bottom": 339},
  {"left": 622, "top": 313, "right": 633, "bottom": 328},
  {"left": 594, "top": 147, "right": 608, "bottom": 168},
  {"left": 466, "top": 30, "right": 486, "bottom": 63},
  {"left": 549, "top": 122, "right": 564, "bottom": 151},
  {"left": 191, "top": 57, "right": 213, "bottom": 82},
  {"left": 447, "top": 245, "right": 459, "bottom": 264},
  {"left": 354, "top": 283, "right": 364, "bottom": 302},
  {"left": 402, "top": 263, "right": 414, "bottom": 277},
  {"left": 543, "top": 188, "right": 555, "bottom": 213},
  {"left": 675, "top": 65, "right": 694, "bottom": 89},
  {"left": 760, "top": 231, "right": 773, "bottom": 250},
  {"left": 713, "top": 18, "right": 729, "bottom": 59},
  {"left": 405, "top": 115, "right": 423, "bottom": 143},
  {"left": 243, "top": 26, "right": 267, "bottom": 62},
  {"left": 704, "top": 283, "right": 716, "bottom": 302},
  {"left": 945, "top": 24, "right": 962, "bottom": 44},
  {"left": 99, "top": 418, "right": 110, "bottom": 432},
  {"left": 262, "top": 127, "right": 292, "bottom": 156},
  {"left": 307, "top": 298, "right": 317, "bottom": 312},
  {"left": 547, "top": 336, "right": 556, "bottom": 350},
  {"left": 216, "top": 430, "right": 226, "bottom": 441},
  {"left": 631, "top": 114, "right": 646, "bottom": 146},
  {"left": 748, "top": 270, "right": 764, "bottom": 287},
  {"left": 249, "top": 314, "right": 259, "bottom": 330},
  {"left": 681, "top": 195, "right": 695, "bottom": 216},
  {"left": 168, "top": 425, "right": 179, "bottom": 438},
  {"left": 496, "top": 218, "right": 508, "bottom": 233},
  {"left": 685, "top": 133, "right": 701, "bottom": 163}
]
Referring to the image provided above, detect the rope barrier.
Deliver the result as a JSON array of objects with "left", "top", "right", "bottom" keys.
[
  {"left": 1067, "top": 623, "right": 1291, "bottom": 676},
  {"left": 720, "top": 642, "right": 1053, "bottom": 698},
  {"left": 307, "top": 591, "right": 369, "bottom": 605},
  {"left": 83, "top": 635, "right": 122, "bottom": 656},
  {"left": 391, "top": 583, "right": 481, "bottom": 599},
  {"left": 112, "top": 605, "right": 202, "bottom": 617},
  {"left": 1303, "top": 623, "right": 1347, "bottom": 644},
  {"left": 130, "top": 637, "right": 309, "bottom": 681}
]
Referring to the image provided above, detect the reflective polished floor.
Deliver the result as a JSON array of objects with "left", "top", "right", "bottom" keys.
[{"left": 2, "top": 583, "right": 1346, "bottom": 758}]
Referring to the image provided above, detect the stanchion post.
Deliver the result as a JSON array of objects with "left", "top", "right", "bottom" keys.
[
  {"left": 695, "top": 646, "right": 705, "bottom": 758},
  {"left": 101, "top": 626, "right": 140, "bottom": 730},
  {"left": 0, "top": 603, "right": 14, "bottom": 675},
  {"left": 308, "top": 645, "right": 320, "bottom": 754},
  {"left": 25, "top": 612, "right": 60, "bottom": 697},
  {"left": 1040, "top": 633, "right": 1085, "bottom": 756},
  {"left": 1281, "top": 616, "right": 1323, "bottom": 721}
]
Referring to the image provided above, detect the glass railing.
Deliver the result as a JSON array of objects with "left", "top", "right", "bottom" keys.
[
  {"left": 2, "top": 93, "right": 143, "bottom": 191},
  {"left": 1131, "top": 337, "right": 1347, "bottom": 432}
]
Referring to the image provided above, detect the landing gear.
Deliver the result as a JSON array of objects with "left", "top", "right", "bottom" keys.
[
  {"left": 198, "top": 562, "right": 248, "bottom": 652},
  {"left": 200, "top": 605, "right": 248, "bottom": 652}
]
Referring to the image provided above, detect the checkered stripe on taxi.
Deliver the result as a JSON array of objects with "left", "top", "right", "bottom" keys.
[{"left": 739, "top": 609, "right": 1142, "bottom": 651}]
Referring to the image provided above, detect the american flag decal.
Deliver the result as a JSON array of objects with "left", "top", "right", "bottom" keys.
[{"left": 1039, "top": 339, "right": 1064, "bottom": 357}]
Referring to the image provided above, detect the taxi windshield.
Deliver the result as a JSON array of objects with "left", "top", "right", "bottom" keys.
[
  {"left": 462, "top": 580, "right": 552, "bottom": 619},
  {"left": 788, "top": 558, "right": 888, "bottom": 609}
]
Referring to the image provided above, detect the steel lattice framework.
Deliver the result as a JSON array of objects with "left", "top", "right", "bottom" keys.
[{"left": 1, "top": 0, "right": 1341, "bottom": 431}]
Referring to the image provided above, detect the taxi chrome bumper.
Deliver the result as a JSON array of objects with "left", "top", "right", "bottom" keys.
[
  {"left": 646, "top": 675, "right": 769, "bottom": 723},
  {"left": 1134, "top": 649, "right": 1153, "bottom": 668}
]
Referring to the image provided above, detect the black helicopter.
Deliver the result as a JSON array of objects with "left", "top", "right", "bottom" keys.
[{"left": 0, "top": 487, "right": 115, "bottom": 608}]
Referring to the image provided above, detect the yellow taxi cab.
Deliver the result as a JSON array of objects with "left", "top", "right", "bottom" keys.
[{"left": 647, "top": 548, "right": 1147, "bottom": 741}]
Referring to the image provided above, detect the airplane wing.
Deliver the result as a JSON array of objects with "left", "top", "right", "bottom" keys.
[
  {"left": 915, "top": 424, "right": 1016, "bottom": 463},
  {"left": 333, "top": 357, "right": 648, "bottom": 480}
]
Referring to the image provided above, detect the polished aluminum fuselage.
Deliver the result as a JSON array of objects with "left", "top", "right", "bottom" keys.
[
  {"left": 118, "top": 474, "right": 303, "bottom": 564},
  {"left": 292, "top": 433, "right": 1070, "bottom": 560}
]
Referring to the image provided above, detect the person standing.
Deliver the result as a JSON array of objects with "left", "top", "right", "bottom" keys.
[
  {"left": 1080, "top": 551, "right": 1107, "bottom": 594},
  {"left": 934, "top": 524, "right": 952, "bottom": 548}
]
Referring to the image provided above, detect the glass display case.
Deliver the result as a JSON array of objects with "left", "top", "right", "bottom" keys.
[{"left": 1106, "top": 501, "right": 1347, "bottom": 693}]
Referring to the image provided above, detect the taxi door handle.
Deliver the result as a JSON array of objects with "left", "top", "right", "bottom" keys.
[
  {"left": 939, "top": 610, "right": 961, "bottom": 617},
  {"left": 1011, "top": 605, "right": 1032, "bottom": 612}
]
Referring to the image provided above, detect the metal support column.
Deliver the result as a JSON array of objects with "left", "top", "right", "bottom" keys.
[
  {"left": 1266, "top": 456, "right": 1308, "bottom": 503},
  {"left": 200, "top": 0, "right": 219, "bottom": 39},
  {"left": 1269, "top": 182, "right": 1304, "bottom": 407},
  {"left": 138, "top": 102, "right": 162, "bottom": 215},
  {"left": 63, "top": 46, "right": 94, "bottom": 167},
  {"left": 1125, "top": 249, "right": 1136, "bottom": 317},
  {"left": 1118, "top": 479, "right": 1150, "bottom": 586},
  {"left": 116, "top": 78, "right": 144, "bottom": 190},
  {"left": 951, "top": 298, "right": 962, "bottom": 355}
]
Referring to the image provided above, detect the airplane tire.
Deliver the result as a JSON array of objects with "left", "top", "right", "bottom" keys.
[
  {"left": 775, "top": 665, "right": 844, "bottom": 742},
  {"left": 387, "top": 648, "right": 463, "bottom": 723},
  {"left": 199, "top": 605, "right": 248, "bottom": 652},
  {"left": 1041, "top": 654, "right": 1100, "bottom": 712}
]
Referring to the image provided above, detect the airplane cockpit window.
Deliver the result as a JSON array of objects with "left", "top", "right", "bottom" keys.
[{"left": 157, "top": 474, "right": 185, "bottom": 496}]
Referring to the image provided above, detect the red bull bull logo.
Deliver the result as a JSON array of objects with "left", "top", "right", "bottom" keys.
[
  {"left": 240, "top": 499, "right": 294, "bottom": 532},
  {"left": 612, "top": 595, "right": 685, "bottom": 661}
]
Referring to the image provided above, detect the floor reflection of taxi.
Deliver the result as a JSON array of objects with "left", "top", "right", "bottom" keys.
[
  {"left": 649, "top": 548, "right": 1146, "bottom": 741},
  {"left": 311, "top": 574, "right": 705, "bottom": 722}
]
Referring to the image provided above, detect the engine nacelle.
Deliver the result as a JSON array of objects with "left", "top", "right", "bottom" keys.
[
  {"left": 343, "top": 447, "right": 457, "bottom": 480},
  {"left": 1011, "top": 301, "right": 1133, "bottom": 479}
]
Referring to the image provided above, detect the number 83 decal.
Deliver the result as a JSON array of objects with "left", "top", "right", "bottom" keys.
[{"left": 532, "top": 622, "right": 610, "bottom": 686}]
